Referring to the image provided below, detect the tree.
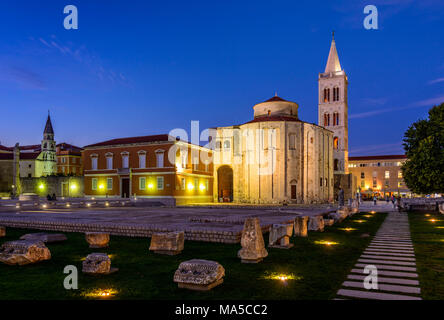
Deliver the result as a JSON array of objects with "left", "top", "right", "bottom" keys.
[{"left": 401, "top": 103, "right": 444, "bottom": 194}]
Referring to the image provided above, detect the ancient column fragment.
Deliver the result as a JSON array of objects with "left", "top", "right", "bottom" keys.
[
  {"left": 268, "top": 224, "right": 293, "bottom": 249},
  {"left": 0, "top": 240, "right": 51, "bottom": 265},
  {"left": 85, "top": 232, "right": 110, "bottom": 248},
  {"left": 237, "top": 218, "right": 268, "bottom": 263},
  {"left": 149, "top": 231, "right": 184, "bottom": 255},
  {"left": 174, "top": 259, "right": 225, "bottom": 291},
  {"left": 294, "top": 216, "right": 309, "bottom": 237}
]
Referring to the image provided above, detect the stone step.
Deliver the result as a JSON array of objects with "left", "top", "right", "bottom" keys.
[
  {"left": 350, "top": 268, "right": 418, "bottom": 278},
  {"left": 337, "top": 289, "right": 421, "bottom": 300},
  {"left": 360, "top": 255, "right": 416, "bottom": 261},
  {"left": 347, "top": 274, "right": 419, "bottom": 286},
  {"left": 355, "top": 263, "right": 416, "bottom": 272},
  {"left": 366, "top": 247, "right": 414, "bottom": 253},
  {"left": 357, "top": 258, "right": 416, "bottom": 266},
  {"left": 370, "top": 243, "right": 413, "bottom": 248},
  {"left": 364, "top": 250, "right": 414, "bottom": 257},
  {"left": 342, "top": 281, "right": 421, "bottom": 295}
]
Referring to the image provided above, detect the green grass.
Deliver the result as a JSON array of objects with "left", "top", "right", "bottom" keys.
[
  {"left": 0, "top": 211, "right": 386, "bottom": 300},
  {"left": 409, "top": 211, "right": 444, "bottom": 300}
]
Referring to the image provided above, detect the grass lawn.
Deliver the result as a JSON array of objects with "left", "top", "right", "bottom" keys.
[
  {"left": 409, "top": 210, "right": 444, "bottom": 299},
  {"left": 0, "top": 211, "right": 386, "bottom": 300}
]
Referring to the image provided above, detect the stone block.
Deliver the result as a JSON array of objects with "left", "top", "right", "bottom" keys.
[
  {"left": 324, "top": 218, "right": 334, "bottom": 227},
  {"left": 237, "top": 218, "right": 268, "bottom": 263},
  {"left": 268, "top": 224, "right": 293, "bottom": 249},
  {"left": 149, "top": 231, "right": 184, "bottom": 255},
  {"left": 439, "top": 203, "right": 444, "bottom": 215},
  {"left": 294, "top": 216, "right": 309, "bottom": 237},
  {"left": 85, "top": 232, "right": 109, "bottom": 248},
  {"left": 82, "top": 253, "right": 118, "bottom": 275},
  {"left": 173, "top": 259, "right": 225, "bottom": 291},
  {"left": 0, "top": 240, "right": 51, "bottom": 265},
  {"left": 20, "top": 232, "right": 67, "bottom": 243},
  {"left": 308, "top": 216, "right": 325, "bottom": 232}
]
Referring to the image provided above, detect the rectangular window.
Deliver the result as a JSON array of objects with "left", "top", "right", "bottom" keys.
[
  {"left": 91, "top": 157, "right": 98, "bottom": 170},
  {"left": 157, "top": 176, "right": 164, "bottom": 190},
  {"left": 204, "top": 162, "right": 209, "bottom": 172},
  {"left": 156, "top": 153, "right": 164, "bottom": 168},
  {"left": 361, "top": 180, "right": 365, "bottom": 188},
  {"left": 73, "top": 167, "right": 76, "bottom": 174},
  {"left": 62, "top": 167, "right": 65, "bottom": 173},
  {"left": 139, "top": 154, "right": 146, "bottom": 168},
  {"left": 72, "top": 158, "right": 76, "bottom": 164},
  {"left": 320, "top": 178, "right": 323, "bottom": 187},
  {"left": 106, "top": 157, "right": 113, "bottom": 170},
  {"left": 139, "top": 177, "right": 146, "bottom": 190},
  {"left": 107, "top": 178, "right": 113, "bottom": 190},
  {"left": 122, "top": 155, "right": 129, "bottom": 168},
  {"left": 373, "top": 177, "right": 377, "bottom": 188},
  {"left": 385, "top": 171, "right": 390, "bottom": 179},
  {"left": 181, "top": 178, "right": 186, "bottom": 190},
  {"left": 92, "top": 178, "right": 97, "bottom": 190},
  {"left": 385, "top": 180, "right": 390, "bottom": 187},
  {"left": 398, "top": 171, "right": 402, "bottom": 178},
  {"left": 372, "top": 171, "right": 377, "bottom": 177},
  {"left": 361, "top": 172, "right": 365, "bottom": 178},
  {"left": 193, "top": 157, "right": 198, "bottom": 171}
]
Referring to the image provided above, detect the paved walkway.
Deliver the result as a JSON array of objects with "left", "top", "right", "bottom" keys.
[{"left": 336, "top": 210, "right": 422, "bottom": 300}]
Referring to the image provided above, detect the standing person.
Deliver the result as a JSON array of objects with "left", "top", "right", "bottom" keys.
[
  {"left": 396, "top": 196, "right": 401, "bottom": 212},
  {"left": 338, "top": 187, "right": 345, "bottom": 207},
  {"left": 373, "top": 195, "right": 377, "bottom": 206}
]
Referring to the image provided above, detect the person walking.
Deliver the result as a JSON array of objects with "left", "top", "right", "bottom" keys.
[{"left": 373, "top": 195, "right": 377, "bottom": 206}]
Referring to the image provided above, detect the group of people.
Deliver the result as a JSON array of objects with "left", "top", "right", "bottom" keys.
[{"left": 46, "top": 193, "right": 57, "bottom": 201}]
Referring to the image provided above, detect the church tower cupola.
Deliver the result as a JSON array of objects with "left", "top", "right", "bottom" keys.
[
  {"left": 39, "top": 112, "right": 57, "bottom": 176},
  {"left": 318, "top": 33, "right": 349, "bottom": 174}
]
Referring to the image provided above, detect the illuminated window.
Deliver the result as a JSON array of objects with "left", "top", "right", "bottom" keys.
[
  {"left": 385, "top": 171, "right": 390, "bottom": 178},
  {"left": 398, "top": 171, "right": 402, "bottom": 178},
  {"left": 107, "top": 178, "right": 113, "bottom": 190},
  {"left": 333, "top": 137, "right": 339, "bottom": 150},
  {"left": 157, "top": 176, "right": 164, "bottom": 190},
  {"left": 323, "top": 88, "right": 330, "bottom": 102},
  {"left": 92, "top": 178, "right": 97, "bottom": 190},
  {"left": 181, "top": 178, "right": 186, "bottom": 190},
  {"left": 139, "top": 177, "right": 146, "bottom": 190}
]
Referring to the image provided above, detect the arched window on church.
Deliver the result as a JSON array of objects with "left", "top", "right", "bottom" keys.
[
  {"left": 333, "top": 87, "right": 339, "bottom": 101},
  {"left": 323, "top": 88, "right": 330, "bottom": 103},
  {"left": 333, "top": 112, "right": 339, "bottom": 126},
  {"left": 333, "top": 137, "right": 339, "bottom": 150},
  {"left": 334, "top": 159, "right": 339, "bottom": 171},
  {"left": 224, "top": 140, "right": 230, "bottom": 149},
  {"left": 324, "top": 113, "right": 330, "bottom": 126},
  {"left": 267, "top": 110, "right": 271, "bottom": 116}
]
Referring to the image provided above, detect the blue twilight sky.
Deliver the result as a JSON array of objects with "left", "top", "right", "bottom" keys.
[{"left": 0, "top": 0, "right": 443, "bottom": 155}]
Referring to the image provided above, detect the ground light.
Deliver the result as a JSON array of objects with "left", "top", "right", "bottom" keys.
[
  {"left": 38, "top": 183, "right": 45, "bottom": 191},
  {"left": 338, "top": 228, "right": 356, "bottom": 232},
  {"left": 353, "top": 220, "right": 366, "bottom": 223},
  {"left": 70, "top": 184, "right": 77, "bottom": 191},
  {"left": 363, "top": 215, "right": 372, "bottom": 218},
  {"left": 429, "top": 219, "right": 439, "bottom": 223},
  {"left": 314, "top": 240, "right": 339, "bottom": 246},
  {"left": 436, "top": 226, "right": 444, "bottom": 229},
  {"left": 369, "top": 211, "right": 376, "bottom": 214},
  {"left": 262, "top": 272, "right": 301, "bottom": 286},
  {"left": 84, "top": 289, "right": 118, "bottom": 299},
  {"left": 425, "top": 214, "right": 431, "bottom": 217}
]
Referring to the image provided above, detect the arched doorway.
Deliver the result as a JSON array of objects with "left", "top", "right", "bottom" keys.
[{"left": 217, "top": 165, "right": 233, "bottom": 202}]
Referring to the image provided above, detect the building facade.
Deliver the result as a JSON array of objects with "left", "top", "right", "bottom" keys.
[
  {"left": 212, "top": 95, "right": 334, "bottom": 204},
  {"left": 348, "top": 155, "right": 411, "bottom": 198},
  {"left": 82, "top": 134, "right": 213, "bottom": 205},
  {"left": 56, "top": 143, "right": 83, "bottom": 176}
]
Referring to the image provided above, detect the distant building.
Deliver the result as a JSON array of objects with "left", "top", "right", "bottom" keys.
[
  {"left": 82, "top": 134, "right": 213, "bottom": 205},
  {"left": 56, "top": 143, "right": 83, "bottom": 176},
  {"left": 348, "top": 154, "right": 411, "bottom": 198}
]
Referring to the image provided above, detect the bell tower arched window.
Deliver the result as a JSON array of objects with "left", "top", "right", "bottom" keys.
[{"left": 323, "top": 88, "right": 330, "bottom": 103}]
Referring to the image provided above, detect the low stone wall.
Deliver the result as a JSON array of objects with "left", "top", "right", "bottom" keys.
[
  {"left": 0, "top": 218, "right": 243, "bottom": 244},
  {"left": 401, "top": 198, "right": 443, "bottom": 212}
]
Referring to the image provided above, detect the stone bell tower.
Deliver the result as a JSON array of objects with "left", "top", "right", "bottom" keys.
[
  {"left": 39, "top": 112, "right": 57, "bottom": 176},
  {"left": 318, "top": 32, "right": 349, "bottom": 174}
]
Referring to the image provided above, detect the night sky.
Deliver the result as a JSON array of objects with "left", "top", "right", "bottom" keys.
[{"left": 0, "top": 0, "right": 443, "bottom": 155}]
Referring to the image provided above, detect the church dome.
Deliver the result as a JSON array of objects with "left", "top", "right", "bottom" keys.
[{"left": 253, "top": 95, "right": 299, "bottom": 119}]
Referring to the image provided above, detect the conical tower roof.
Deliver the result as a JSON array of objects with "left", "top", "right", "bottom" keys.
[
  {"left": 44, "top": 114, "right": 54, "bottom": 135},
  {"left": 324, "top": 33, "right": 342, "bottom": 73}
]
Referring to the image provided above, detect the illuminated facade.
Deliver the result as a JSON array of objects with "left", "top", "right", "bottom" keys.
[
  {"left": 318, "top": 34, "right": 348, "bottom": 174},
  {"left": 348, "top": 155, "right": 411, "bottom": 198},
  {"left": 56, "top": 143, "right": 83, "bottom": 176},
  {"left": 82, "top": 134, "right": 213, "bottom": 205},
  {"left": 212, "top": 95, "right": 334, "bottom": 204}
]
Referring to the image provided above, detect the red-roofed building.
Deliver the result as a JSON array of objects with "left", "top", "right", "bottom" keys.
[
  {"left": 348, "top": 154, "right": 411, "bottom": 198},
  {"left": 56, "top": 143, "right": 83, "bottom": 176},
  {"left": 82, "top": 134, "right": 213, "bottom": 205}
]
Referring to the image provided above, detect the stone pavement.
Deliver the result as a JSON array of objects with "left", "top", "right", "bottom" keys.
[
  {"left": 0, "top": 205, "right": 335, "bottom": 243},
  {"left": 336, "top": 210, "right": 422, "bottom": 300}
]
